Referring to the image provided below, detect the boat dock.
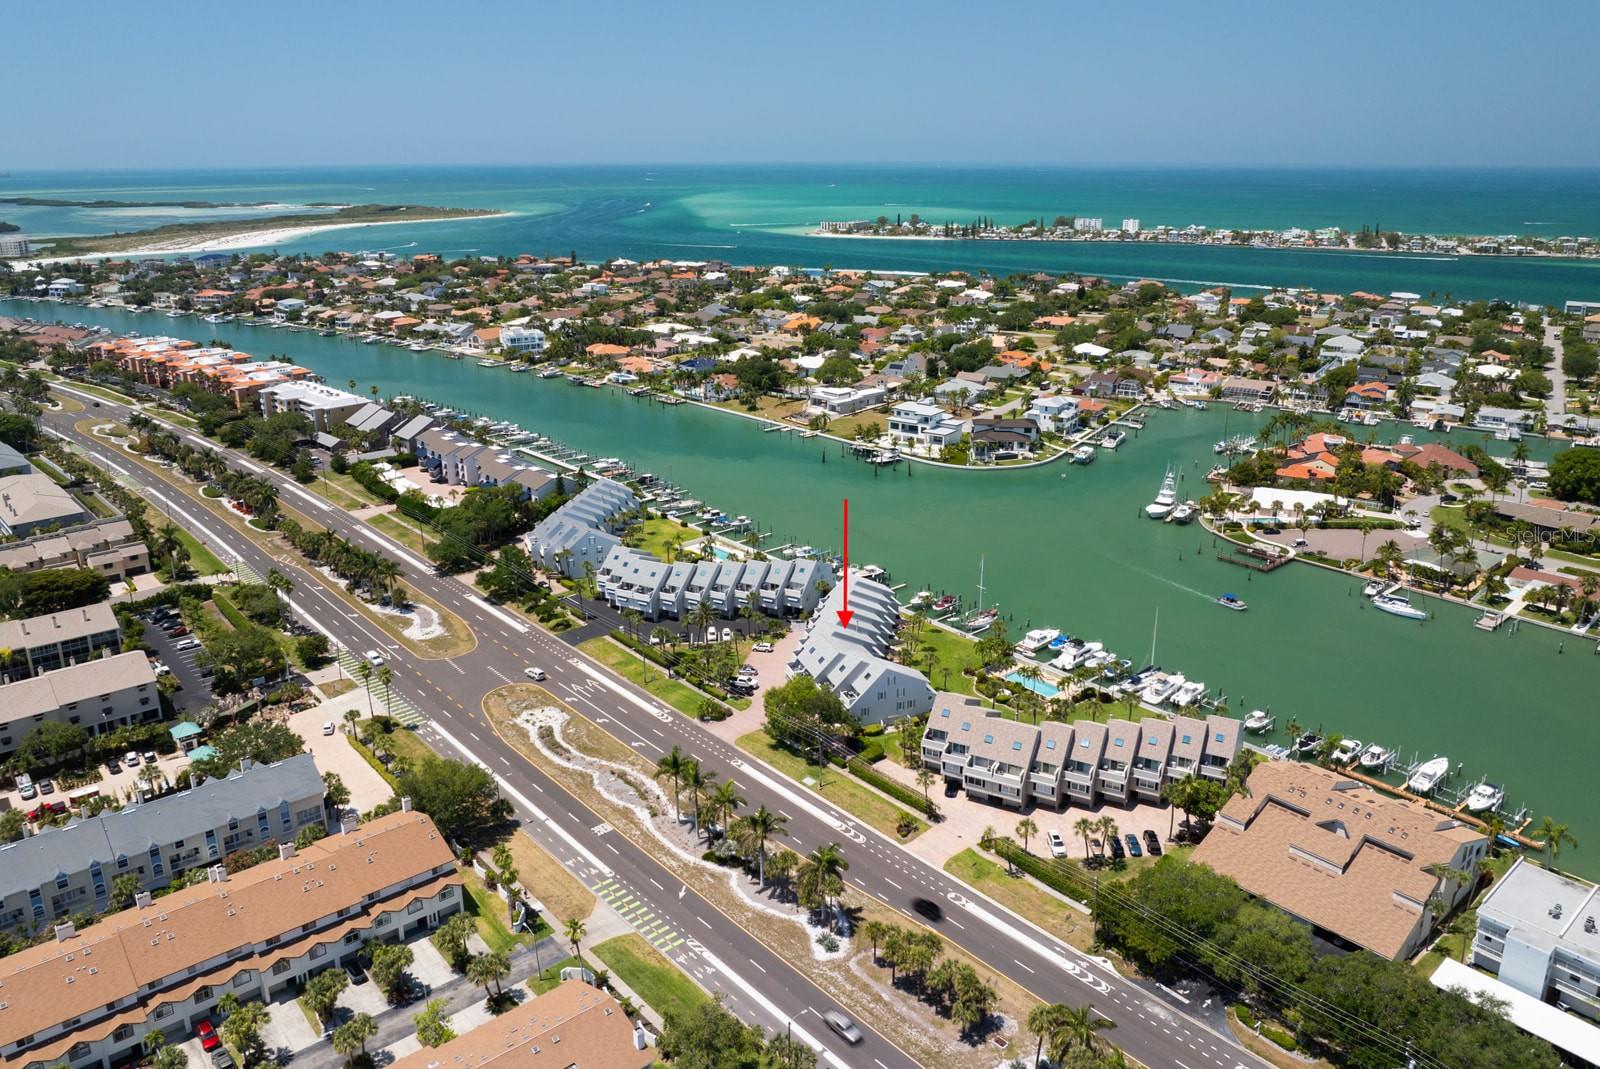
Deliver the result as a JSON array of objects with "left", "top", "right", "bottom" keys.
[
  {"left": 1217, "top": 544, "right": 1292, "bottom": 572},
  {"left": 1334, "top": 764, "right": 1544, "bottom": 849},
  {"left": 1474, "top": 611, "right": 1507, "bottom": 632}
]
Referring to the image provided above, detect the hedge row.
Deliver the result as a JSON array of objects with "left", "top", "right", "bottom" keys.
[
  {"left": 988, "top": 838, "right": 1092, "bottom": 901},
  {"left": 846, "top": 756, "right": 940, "bottom": 820}
]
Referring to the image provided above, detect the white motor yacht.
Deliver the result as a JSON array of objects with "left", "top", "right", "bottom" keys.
[
  {"left": 1358, "top": 743, "right": 1393, "bottom": 770},
  {"left": 1406, "top": 756, "right": 1450, "bottom": 794},
  {"left": 1464, "top": 782, "right": 1505, "bottom": 813},
  {"left": 1171, "top": 679, "right": 1207, "bottom": 706},
  {"left": 1330, "top": 737, "right": 1363, "bottom": 765},
  {"left": 1145, "top": 467, "right": 1179, "bottom": 519},
  {"left": 1242, "top": 710, "right": 1275, "bottom": 733},
  {"left": 1143, "top": 673, "right": 1183, "bottom": 704}
]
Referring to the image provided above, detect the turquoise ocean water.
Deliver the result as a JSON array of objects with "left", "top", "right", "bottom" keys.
[{"left": 7, "top": 165, "right": 1600, "bottom": 304}]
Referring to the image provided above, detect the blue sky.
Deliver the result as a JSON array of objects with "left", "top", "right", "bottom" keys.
[{"left": 9, "top": 1, "right": 1599, "bottom": 170}]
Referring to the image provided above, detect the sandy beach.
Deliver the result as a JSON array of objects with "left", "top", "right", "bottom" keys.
[{"left": 23, "top": 212, "right": 517, "bottom": 265}]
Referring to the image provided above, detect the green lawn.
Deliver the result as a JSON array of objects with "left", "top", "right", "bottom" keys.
[
  {"left": 905, "top": 623, "right": 985, "bottom": 696},
  {"left": 368, "top": 511, "right": 437, "bottom": 554},
  {"left": 626, "top": 516, "right": 700, "bottom": 559},
  {"left": 319, "top": 468, "right": 389, "bottom": 508},
  {"left": 591, "top": 934, "right": 707, "bottom": 1022},
  {"left": 174, "top": 526, "right": 228, "bottom": 576},
  {"left": 309, "top": 476, "right": 369, "bottom": 512},
  {"left": 460, "top": 867, "right": 531, "bottom": 955},
  {"left": 944, "top": 848, "right": 1097, "bottom": 951},
  {"left": 529, "top": 954, "right": 591, "bottom": 994},
  {"left": 579, "top": 637, "right": 717, "bottom": 719},
  {"left": 737, "top": 731, "right": 925, "bottom": 840},
  {"left": 65, "top": 380, "right": 139, "bottom": 404}
]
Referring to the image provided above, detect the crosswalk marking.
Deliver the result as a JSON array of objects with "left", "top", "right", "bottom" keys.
[
  {"left": 589, "top": 878, "right": 689, "bottom": 956},
  {"left": 334, "top": 649, "right": 424, "bottom": 726}
]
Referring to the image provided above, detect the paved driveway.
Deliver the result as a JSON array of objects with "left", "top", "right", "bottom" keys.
[
  {"left": 284, "top": 701, "right": 394, "bottom": 812},
  {"left": 264, "top": 995, "right": 321, "bottom": 1053}
]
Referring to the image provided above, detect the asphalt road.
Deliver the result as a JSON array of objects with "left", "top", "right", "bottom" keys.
[{"left": 45, "top": 386, "right": 1268, "bottom": 1069}]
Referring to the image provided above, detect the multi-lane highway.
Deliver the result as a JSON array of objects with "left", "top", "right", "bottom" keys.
[{"left": 46, "top": 386, "right": 1266, "bottom": 1069}]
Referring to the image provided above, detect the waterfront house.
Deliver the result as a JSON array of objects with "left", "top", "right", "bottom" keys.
[
  {"left": 1220, "top": 376, "right": 1276, "bottom": 402},
  {"left": 525, "top": 478, "right": 638, "bottom": 578},
  {"left": 1025, "top": 395, "right": 1082, "bottom": 434},
  {"left": 969, "top": 417, "right": 1040, "bottom": 461},
  {"left": 887, "top": 401, "right": 965, "bottom": 450},
  {"left": 808, "top": 384, "right": 886, "bottom": 416},
  {"left": 1192, "top": 761, "right": 1485, "bottom": 960}
]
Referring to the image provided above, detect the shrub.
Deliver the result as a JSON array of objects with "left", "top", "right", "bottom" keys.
[
  {"left": 1262, "top": 1025, "right": 1297, "bottom": 1052},
  {"left": 1234, "top": 1004, "right": 1257, "bottom": 1029}
]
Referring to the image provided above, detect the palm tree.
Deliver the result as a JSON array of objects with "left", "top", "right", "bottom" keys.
[
  {"left": 1074, "top": 817, "right": 1097, "bottom": 861},
  {"left": 1535, "top": 817, "right": 1577, "bottom": 870},
  {"left": 914, "top": 767, "right": 936, "bottom": 808},
  {"left": 681, "top": 760, "right": 714, "bottom": 834},
  {"left": 797, "top": 842, "right": 849, "bottom": 930},
  {"left": 331, "top": 1012, "right": 377, "bottom": 1066},
  {"left": 343, "top": 708, "right": 360, "bottom": 736},
  {"left": 265, "top": 568, "right": 293, "bottom": 595},
  {"left": 732, "top": 805, "right": 787, "bottom": 887},
  {"left": 1054, "top": 1004, "right": 1115, "bottom": 1058},
  {"left": 690, "top": 600, "right": 716, "bottom": 645},
  {"left": 1015, "top": 816, "right": 1038, "bottom": 855},
  {"left": 378, "top": 665, "right": 393, "bottom": 715},
  {"left": 653, "top": 746, "right": 691, "bottom": 822},
  {"left": 1027, "top": 1003, "right": 1074, "bottom": 1069},
  {"left": 1097, "top": 816, "right": 1120, "bottom": 861},
  {"left": 564, "top": 917, "right": 586, "bottom": 959},
  {"left": 466, "top": 951, "right": 510, "bottom": 1000},
  {"left": 706, "top": 778, "right": 745, "bottom": 841},
  {"left": 356, "top": 661, "right": 375, "bottom": 717}
]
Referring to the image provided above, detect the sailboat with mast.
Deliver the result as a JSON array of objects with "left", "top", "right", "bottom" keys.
[{"left": 962, "top": 557, "right": 999, "bottom": 632}]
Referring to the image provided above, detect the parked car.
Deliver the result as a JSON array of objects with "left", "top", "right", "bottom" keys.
[
  {"left": 1107, "top": 835, "right": 1125, "bottom": 860},
  {"left": 323, "top": 721, "right": 336, "bottom": 736},
  {"left": 210, "top": 1048, "right": 234, "bottom": 1069},
  {"left": 944, "top": 780, "right": 960, "bottom": 798},
  {"left": 1125, "top": 833, "right": 1143, "bottom": 858},
  {"left": 196, "top": 1020, "right": 220, "bottom": 1052},
  {"left": 17, "top": 774, "right": 36, "bottom": 801},
  {"left": 1047, "top": 830, "right": 1068, "bottom": 858},
  {"left": 104, "top": 758, "right": 120, "bottom": 774},
  {"left": 37, "top": 780, "right": 54, "bottom": 796},
  {"left": 752, "top": 641, "right": 774, "bottom": 653},
  {"left": 174, "top": 638, "right": 201, "bottom": 651},
  {"left": 165, "top": 625, "right": 189, "bottom": 637},
  {"left": 524, "top": 667, "right": 547, "bottom": 681},
  {"left": 365, "top": 650, "right": 385, "bottom": 668},
  {"left": 720, "top": 627, "right": 733, "bottom": 642},
  {"left": 143, "top": 752, "right": 157, "bottom": 765},
  {"left": 1143, "top": 830, "right": 1162, "bottom": 856},
  {"left": 823, "top": 1010, "right": 863, "bottom": 1044},
  {"left": 124, "top": 751, "right": 141, "bottom": 767}
]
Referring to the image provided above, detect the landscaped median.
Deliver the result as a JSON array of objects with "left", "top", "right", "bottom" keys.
[{"left": 479, "top": 683, "right": 1043, "bottom": 1069}]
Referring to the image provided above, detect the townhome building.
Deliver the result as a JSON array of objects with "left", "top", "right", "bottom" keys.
[
  {"left": 0, "top": 755, "right": 328, "bottom": 931},
  {"left": 0, "top": 603, "right": 122, "bottom": 682},
  {"left": 1471, "top": 857, "right": 1600, "bottom": 1026},
  {"left": 0, "top": 810, "right": 460, "bottom": 1069},
  {"left": 0, "top": 652, "right": 160, "bottom": 758},
  {"left": 524, "top": 479, "right": 638, "bottom": 578},
  {"left": 921, "top": 697, "right": 1241, "bottom": 811},
  {"left": 387, "top": 980, "right": 650, "bottom": 1069},
  {"left": 257, "top": 381, "right": 368, "bottom": 433},
  {"left": 0, "top": 519, "right": 149, "bottom": 583},
  {"left": 788, "top": 573, "right": 933, "bottom": 724}
]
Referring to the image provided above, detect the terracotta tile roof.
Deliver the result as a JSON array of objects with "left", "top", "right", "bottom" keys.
[
  {"left": 387, "top": 980, "right": 649, "bottom": 1069},
  {"left": 0, "top": 811, "right": 456, "bottom": 1054},
  {"left": 1193, "top": 762, "right": 1483, "bottom": 959}
]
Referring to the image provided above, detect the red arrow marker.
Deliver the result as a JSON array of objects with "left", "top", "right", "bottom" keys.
[{"left": 836, "top": 497, "right": 854, "bottom": 629}]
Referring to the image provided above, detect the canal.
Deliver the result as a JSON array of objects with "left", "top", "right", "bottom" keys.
[{"left": 28, "top": 302, "right": 1599, "bottom": 875}]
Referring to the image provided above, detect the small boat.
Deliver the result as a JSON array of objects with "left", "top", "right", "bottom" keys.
[
  {"left": 506, "top": 363, "right": 531, "bottom": 373},
  {"left": 1171, "top": 680, "right": 1207, "bottom": 707},
  {"left": 442, "top": 352, "right": 463, "bottom": 360},
  {"left": 1193, "top": 399, "right": 1208, "bottom": 411},
  {"left": 409, "top": 342, "right": 430, "bottom": 352},
  {"left": 1101, "top": 430, "right": 1127, "bottom": 450},
  {"left": 1330, "top": 738, "right": 1363, "bottom": 765},
  {"left": 1406, "top": 756, "right": 1450, "bottom": 794},
  {"left": 1168, "top": 501, "right": 1197, "bottom": 524},
  {"left": 319, "top": 329, "right": 335, "bottom": 336},
  {"left": 476, "top": 359, "right": 499, "bottom": 367},
  {"left": 907, "top": 590, "right": 933, "bottom": 610},
  {"left": 1142, "top": 673, "right": 1183, "bottom": 704},
  {"left": 1292, "top": 732, "right": 1324, "bottom": 756},
  {"left": 362, "top": 335, "right": 382, "bottom": 344},
  {"left": 1069, "top": 445, "right": 1096, "bottom": 464},
  {"left": 1243, "top": 710, "right": 1275, "bottom": 733},
  {"left": 1374, "top": 593, "right": 1427, "bottom": 621},
  {"left": 1216, "top": 593, "right": 1248, "bottom": 611},
  {"left": 1463, "top": 782, "right": 1505, "bottom": 813},
  {"left": 539, "top": 368, "right": 563, "bottom": 379},
  {"left": 931, "top": 594, "right": 958, "bottom": 613},
  {"left": 1145, "top": 467, "right": 1178, "bottom": 519},
  {"left": 1362, "top": 580, "right": 1385, "bottom": 598},
  {"left": 1358, "top": 743, "right": 1393, "bottom": 770}
]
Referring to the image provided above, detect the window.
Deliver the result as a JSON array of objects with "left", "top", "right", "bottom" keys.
[
  {"left": 195, "top": 985, "right": 213, "bottom": 1002},
  {"left": 272, "top": 960, "right": 291, "bottom": 976},
  {"left": 1215, "top": 732, "right": 1226, "bottom": 743},
  {"left": 113, "top": 1024, "right": 135, "bottom": 1042},
  {"left": 56, "top": 874, "right": 69, "bottom": 891},
  {"left": 154, "top": 1004, "right": 174, "bottom": 1020},
  {"left": 407, "top": 899, "right": 424, "bottom": 915},
  {"left": 68, "top": 1042, "right": 91, "bottom": 1061},
  {"left": 233, "top": 971, "right": 253, "bottom": 988},
  {"left": 309, "top": 944, "right": 326, "bottom": 960}
]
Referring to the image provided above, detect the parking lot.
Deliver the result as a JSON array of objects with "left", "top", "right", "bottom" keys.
[{"left": 140, "top": 616, "right": 214, "bottom": 715}]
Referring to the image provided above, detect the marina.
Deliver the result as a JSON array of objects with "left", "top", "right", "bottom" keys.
[{"left": 19, "top": 299, "right": 1600, "bottom": 876}]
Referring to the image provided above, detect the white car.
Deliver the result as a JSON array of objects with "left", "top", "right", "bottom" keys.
[
  {"left": 720, "top": 626, "right": 733, "bottom": 642},
  {"left": 322, "top": 722, "right": 336, "bottom": 736},
  {"left": 364, "top": 650, "right": 385, "bottom": 668},
  {"left": 524, "top": 667, "right": 547, "bottom": 681},
  {"left": 124, "top": 751, "right": 141, "bottom": 767},
  {"left": 1048, "top": 831, "right": 1068, "bottom": 858},
  {"left": 751, "top": 641, "right": 774, "bottom": 653}
]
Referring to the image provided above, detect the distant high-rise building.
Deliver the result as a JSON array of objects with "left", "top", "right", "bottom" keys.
[
  {"left": 0, "top": 233, "right": 29, "bottom": 258},
  {"left": 1121, "top": 218, "right": 1141, "bottom": 234},
  {"left": 1073, "top": 217, "right": 1104, "bottom": 233}
]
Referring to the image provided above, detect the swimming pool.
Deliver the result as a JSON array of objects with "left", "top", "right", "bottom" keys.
[{"left": 1004, "top": 671, "right": 1060, "bottom": 698}]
